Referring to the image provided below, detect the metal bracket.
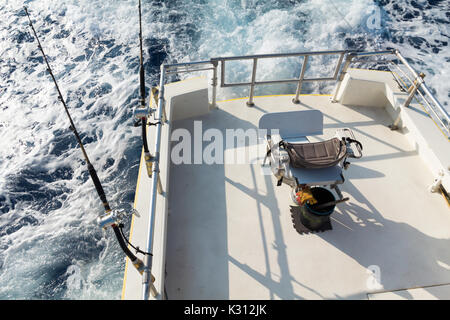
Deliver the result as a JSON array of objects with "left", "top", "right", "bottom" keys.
[{"left": 429, "top": 170, "right": 444, "bottom": 193}]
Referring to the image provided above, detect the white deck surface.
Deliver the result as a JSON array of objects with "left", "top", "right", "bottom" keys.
[
  {"left": 162, "top": 94, "right": 450, "bottom": 299},
  {"left": 368, "top": 283, "right": 450, "bottom": 300}
]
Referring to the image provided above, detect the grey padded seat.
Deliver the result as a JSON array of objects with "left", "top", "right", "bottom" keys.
[{"left": 258, "top": 110, "right": 344, "bottom": 187}]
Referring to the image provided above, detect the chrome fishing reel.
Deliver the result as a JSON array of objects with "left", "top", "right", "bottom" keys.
[
  {"left": 97, "top": 208, "right": 139, "bottom": 230},
  {"left": 133, "top": 106, "right": 152, "bottom": 127}
]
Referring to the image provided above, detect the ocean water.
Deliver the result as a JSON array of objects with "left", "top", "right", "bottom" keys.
[{"left": 0, "top": 0, "right": 448, "bottom": 299}]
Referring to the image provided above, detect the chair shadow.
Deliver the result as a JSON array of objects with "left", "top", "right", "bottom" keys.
[
  {"left": 166, "top": 103, "right": 450, "bottom": 300},
  {"left": 319, "top": 179, "right": 450, "bottom": 299},
  {"left": 165, "top": 107, "right": 314, "bottom": 299}
]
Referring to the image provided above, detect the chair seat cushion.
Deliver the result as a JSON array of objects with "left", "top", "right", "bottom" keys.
[{"left": 280, "top": 138, "right": 347, "bottom": 169}]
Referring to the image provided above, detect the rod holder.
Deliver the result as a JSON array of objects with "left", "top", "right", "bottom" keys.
[
  {"left": 151, "top": 87, "right": 159, "bottom": 107},
  {"left": 144, "top": 152, "right": 154, "bottom": 178},
  {"left": 157, "top": 172, "right": 163, "bottom": 195},
  {"left": 161, "top": 99, "right": 167, "bottom": 123}
]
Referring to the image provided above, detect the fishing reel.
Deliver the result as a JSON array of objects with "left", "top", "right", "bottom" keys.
[
  {"left": 133, "top": 107, "right": 152, "bottom": 127},
  {"left": 97, "top": 208, "right": 139, "bottom": 230}
]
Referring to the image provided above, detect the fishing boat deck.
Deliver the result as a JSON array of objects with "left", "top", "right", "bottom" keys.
[
  {"left": 161, "top": 94, "right": 450, "bottom": 300},
  {"left": 122, "top": 68, "right": 450, "bottom": 300}
]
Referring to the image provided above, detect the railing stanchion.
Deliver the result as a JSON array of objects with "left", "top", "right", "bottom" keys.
[
  {"left": 220, "top": 60, "right": 225, "bottom": 88},
  {"left": 332, "top": 52, "right": 346, "bottom": 81},
  {"left": 247, "top": 58, "right": 258, "bottom": 107},
  {"left": 293, "top": 55, "right": 309, "bottom": 104},
  {"left": 211, "top": 60, "right": 218, "bottom": 109}
]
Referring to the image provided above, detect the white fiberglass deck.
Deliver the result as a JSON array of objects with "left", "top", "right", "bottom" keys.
[{"left": 163, "top": 94, "right": 450, "bottom": 300}]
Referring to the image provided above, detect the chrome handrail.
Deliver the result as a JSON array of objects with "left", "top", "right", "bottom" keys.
[
  {"left": 332, "top": 50, "right": 449, "bottom": 137},
  {"left": 393, "top": 50, "right": 449, "bottom": 137},
  {"left": 142, "top": 64, "right": 166, "bottom": 300},
  {"left": 212, "top": 50, "right": 349, "bottom": 106}
]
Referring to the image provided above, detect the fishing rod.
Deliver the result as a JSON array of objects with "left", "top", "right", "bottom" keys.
[
  {"left": 23, "top": 6, "right": 147, "bottom": 275},
  {"left": 133, "top": 0, "right": 160, "bottom": 299},
  {"left": 134, "top": 0, "right": 155, "bottom": 179}
]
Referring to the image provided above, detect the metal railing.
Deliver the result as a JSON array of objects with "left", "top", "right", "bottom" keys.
[
  {"left": 210, "top": 50, "right": 348, "bottom": 106},
  {"left": 390, "top": 51, "right": 449, "bottom": 137},
  {"left": 139, "top": 48, "right": 449, "bottom": 299}
]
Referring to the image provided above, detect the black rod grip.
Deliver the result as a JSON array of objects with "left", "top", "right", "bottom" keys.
[
  {"left": 112, "top": 225, "right": 138, "bottom": 261},
  {"left": 112, "top": 225, "right": 144, "bottom": 274},
  {"left": 139, "top": 65, "right": 146, "bottom": 107},
  {"left": 141, "top": 117, "right": 149, "bottom": 153},
  {"left": 87, "top": 163, "right": 111, "bottom": 212}
]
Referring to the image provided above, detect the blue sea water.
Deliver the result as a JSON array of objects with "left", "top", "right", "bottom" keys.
[{"left": 0, "top": 0, "right": 448, "bottom": 299}]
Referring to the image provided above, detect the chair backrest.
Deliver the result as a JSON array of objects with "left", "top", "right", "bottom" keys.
[{"left": 258, "top": 110, "right": 323, "bottom": 138}]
